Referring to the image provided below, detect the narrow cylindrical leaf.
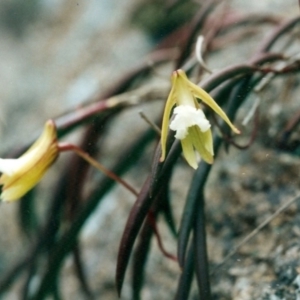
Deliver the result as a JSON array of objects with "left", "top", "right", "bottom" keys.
[
  {"left": 177, "top": 162, "right": 211, "bottom": 267},
  {"left": 174, "top": 246, "right": 194, "bottom": 300},
  {"left": 132, "top": 218, "right": 154, "bottom": 300},
  {"left": 116, "top": 176, "right": 153, "bottom": 296},
  {"left": 193, "top": 192, "right": 211, "bottom": 300}
]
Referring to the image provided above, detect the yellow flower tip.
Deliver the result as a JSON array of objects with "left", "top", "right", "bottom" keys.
[
  {"left": 159, "top": 155, "right": 165, "bottom": 163},
  {"left": 172, "top": 69, "right": 180, "bottom": 77},
  {"left": 0, "top": 120, "right": 59, "bottom": 202},
  {"left": 172, "top": 69, "right": 187, "bottom": 81},
  {"left": 175, "top": 69, "right": 184, "bottom": 75},
  {"left": 233, "top": 127, "right": 241, "bottom": 135},
  {"left": 206, "top": 156, "right": 214, "bottom": 165}
]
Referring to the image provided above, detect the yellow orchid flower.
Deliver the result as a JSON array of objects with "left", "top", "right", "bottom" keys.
[
  {"left": 0, "top": 120, "right": 136, "bottom": 202},
  {"left": 0, "top": 120, "right": 59, "bottom": 202},
  {"left": 160, "top": 69, "right": 240, "bottom": 169}
]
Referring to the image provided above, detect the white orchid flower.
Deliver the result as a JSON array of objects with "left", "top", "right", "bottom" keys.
[{"left": 160, "top": 69, "right": 240, "bottom": 169}]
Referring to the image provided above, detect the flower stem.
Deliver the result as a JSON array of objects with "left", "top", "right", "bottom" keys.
[{"left": 58, "top": 143, "right": 138, "bottom": 197}]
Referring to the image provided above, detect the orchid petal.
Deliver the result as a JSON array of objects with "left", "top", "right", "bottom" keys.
[
  {"left": 187, "top": 79, "right": 240, "bottom": 134},
  {"left": 181, "top": 136, "right": 198, "bottom": 169},
  {"left": 190, "top": 127, "right": 214, "bottom": 165},
  {"left": 160, "top": 75, "right": 177, "bottom": 162}
]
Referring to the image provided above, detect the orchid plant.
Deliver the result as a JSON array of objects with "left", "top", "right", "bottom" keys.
[{"left": 0, "top": 2, "right": 299, "bottom": 300}]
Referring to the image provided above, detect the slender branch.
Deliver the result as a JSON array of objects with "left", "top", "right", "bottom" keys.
[
  {"left": 147, "top": 211, "right": 177, "bottom": 262},
  {"left": 139, "top": 112, "right": 161, "bottom": 136}
]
